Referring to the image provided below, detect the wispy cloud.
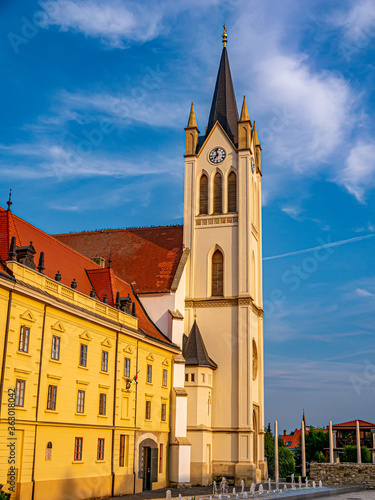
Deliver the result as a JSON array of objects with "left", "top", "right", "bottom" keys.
[
  {"left": 337, "top": 141, "right": 375, "bottom": 202},
  {"left": 40, "top": 0, "right": 163, "bottom": 47},
  {"left": 0, "top": 141, "right": 180, "bottom": 180},
  {"left": 332, "top": 0, "right": 375, "bottom": 39},
  {"left": 355, "top": 287, "right": 374, "bottom": 297},
  {"left": 263, "top": 233, "right": 375, "bottom": 261}
]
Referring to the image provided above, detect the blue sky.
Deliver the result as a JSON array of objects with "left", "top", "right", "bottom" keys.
[{"left": 1, "top": 0, "right": 375, "bottom": 432}]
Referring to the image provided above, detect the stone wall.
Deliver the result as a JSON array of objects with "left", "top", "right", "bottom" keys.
[{"left": 310, "top": 463, "right": 375, "bottom": 489}]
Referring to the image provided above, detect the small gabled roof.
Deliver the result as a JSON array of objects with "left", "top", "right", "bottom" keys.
[
  {"left": 332, "top": 419, "right": 375, "bottom": 429},
  {"left": 206, "top": 47, "right": 239, "bottom": 147},
  {"left": 183, "top": 320, "right": 217, "bottom": 369}
]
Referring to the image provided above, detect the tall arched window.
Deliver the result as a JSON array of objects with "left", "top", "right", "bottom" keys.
[
  {"left": 199, "top": 174, "right": 208, "bottom": 215},
  {"left": 212, "top": 250, "right": 223, "bottom": 297},
  {"left": 213, "top": 172, "right": 223, "bottom": 213},
  {"left": 228, "top": 172, "right": 237, "bottom": 212}
]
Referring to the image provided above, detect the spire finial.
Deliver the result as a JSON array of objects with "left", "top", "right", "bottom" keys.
[
  {"left": 7, "top": 189, "right": 12, "bottom": 212},
  {"left": 187, "top": 102, "right": 198, "bottom": 129},
  {"left": 222, "top": 24, "right": 228, "bottom": 47},
  {"left": 108, "top": 252, "right": 112, "bottom": 268}
]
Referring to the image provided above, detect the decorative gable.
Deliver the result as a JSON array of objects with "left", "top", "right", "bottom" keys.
[
  {"left": 162, "top": 359, "right": 169, "bottom": 366},
  {"left": 20, "top": 310, "right": 36, "bottom": 323},
  {"left": 79, "top": 331, "right": 92, "bottom": 341},
  {"left": 146, "top": 353, "right": 155, "bottom": 362},
  {"left": 101, "top": 338, "right": 112, "bottom": 348},
  {"left": 51, "top": 321, "right": 65, "bottom": 333},
  {"left": 123, "top": 345, "right": 134, "bottom": 354}
]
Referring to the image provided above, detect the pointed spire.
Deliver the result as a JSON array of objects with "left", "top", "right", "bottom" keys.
[
  {"left": 7, "top": 189, "right": 12, "bottom": 212},
  {"left": 115, "top": 291, "right": 120, "bottom": 309},
  {"left": 240, "top": 96, "right": 250, "bottom": 122},
  {"left": 187, "top": 102, "right": 198, "bottom": 129},
  {"left": 206, "top": 35, "right": 239, "bottom": 146},
  {"left": 253, "top": 121, "right": 262, "bottom": 149},
  {"left": 108, "top": 252, "right": 112, "bottom": 269}
]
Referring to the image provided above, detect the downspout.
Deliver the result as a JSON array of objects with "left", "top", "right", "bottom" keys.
[
  {"left": 111, "top": 330, "right": 119, "bottom": 498},
  {"left": 133, "top": 339, "right": 139, "bottom": 494},
  {"left": 0, "top": 290, "right": 13, "bottom": 416},
  {"left": 31, "top": 304, "right": 47, "bottom": 500}
]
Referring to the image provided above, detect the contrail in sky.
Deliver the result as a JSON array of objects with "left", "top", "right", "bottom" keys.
[{"left": 263, "top": 234, "right": 375, "bottom": 261}]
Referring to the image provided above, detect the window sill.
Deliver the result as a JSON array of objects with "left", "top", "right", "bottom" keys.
[
  {"left": 72, "top": 461, "right": 84, "bottom": 464},
  {"left": 145, "top": 418, "right": 152, "bottom": 422},
  {"left": 97, "top": 414, "right": 108, "bottom": 418},
  {"left": 95, "top": 460, "right": 106, "bottom": 464},
  {"left": 99, "top": 371, "right": 110, "bottom": 375},
  {"left": 78, "top": 365, "right": 88, "bottom": 370},
  {"left": 15, "top": 406, "right": 27, "bottom": 411},
  {"left": 17, "top": 351, "right": 32, "bottom": 357},
  {"left": 146, "top": 382, "right": 153, "bottom": 386},
  {"left": 45, "top": 409, "right": 58, "bottom": 414},
  {"left": 75, "top": 412, "right": 86, "bottom": 416},
  {"left": 49, "top": 359, "right": 61, "bottom": 364}
]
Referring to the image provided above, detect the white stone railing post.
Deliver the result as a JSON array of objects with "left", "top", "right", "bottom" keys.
[
  {"left": 371, "top": 429, "right": 375, "bottom": 464},
  {"left": 301, "top": 420, "right": 306, "bottom": 477},
  {"left": 274, "top": 420, "right": 279, "bottom": 483},
  {"left": 329, "top": 421, "right": 334, "bottom": 464},
  {"left": 356, "top": 420, "right": 361, "bottom": 464}
]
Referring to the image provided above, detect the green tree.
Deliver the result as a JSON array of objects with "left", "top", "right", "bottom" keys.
[
  {"left": 342, "top": 445, "right": 371, "bottom": 463},
  {"left": 264, "top": 423, "right": 296, "bottom": 478},
  {"left": 295, "top": 426, "right": 329, "bottom": 465}
]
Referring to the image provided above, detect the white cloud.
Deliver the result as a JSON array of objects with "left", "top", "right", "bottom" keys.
[
  {"left": 40, "top": 0, "right": 161, "bottom": 47},
  {"left": 0, "top": 141, "right": 179, "bottom": 180},
  {"left": 338, "top": 141, "right": 375, "bottom": 202},
  {"left": 39, "top": 0, "right": 220, "bottom": 47},
  {"left": 333, "top": 0, "right": 375, "bottom": 39},
  {"left": 355, "top": 288, "right": 374, "bottom": 297}
]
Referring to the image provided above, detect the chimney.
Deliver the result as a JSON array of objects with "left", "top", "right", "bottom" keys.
[{"left": 284, "top": 430, "right": 287, "bottom": 436}]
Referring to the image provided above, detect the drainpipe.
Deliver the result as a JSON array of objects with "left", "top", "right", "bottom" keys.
[
  {"left": 0, "top": 291, "right": 13, "bottom": 414},
  {"left": 133, "top": 340, "right": 139, "bottom": 494},
  {"left": 31, "top": 304, "right": 47, "bottom": 500},
  {"left": 111, "top": 330, "right": 119, "bottom": 497},
  {"left": 0, "top": 290, "right": 13, "bottom": 416}
]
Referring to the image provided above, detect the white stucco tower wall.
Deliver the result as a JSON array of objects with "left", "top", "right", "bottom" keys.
[{"left": 183, "top": 41, "right": 266, "bottom": 485}]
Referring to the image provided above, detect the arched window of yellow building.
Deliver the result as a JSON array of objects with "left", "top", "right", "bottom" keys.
[
  {"left": 228, "top": 172, "right": 237, "bottom": 212},
  {"left": 212, "top": 250, "right": 224, "bottom": 297},
  {"left": 199, "top": 174, "right": 208, "bottom": 215},
  {"left": 213, "top": 172, "right": 223, "bottom": 213}
]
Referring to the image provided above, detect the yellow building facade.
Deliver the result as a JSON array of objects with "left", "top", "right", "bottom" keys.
[{"left": 0, "top": 261, "right": 179, "bottom": 499}]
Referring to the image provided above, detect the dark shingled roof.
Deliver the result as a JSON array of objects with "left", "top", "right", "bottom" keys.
[
  {"left": 206, "top": 47, "right": 239, "bottom": 147},
  {"left": 183, "top": 320, "right": 217, "bottom": 369}
]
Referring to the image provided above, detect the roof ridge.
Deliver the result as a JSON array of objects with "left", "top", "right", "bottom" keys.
[
  {"left": 6, "top": 210, "right": 105, "bottom": 270},
  {"left": 54, "top": 224, "right": 183, "bottom": 236}
]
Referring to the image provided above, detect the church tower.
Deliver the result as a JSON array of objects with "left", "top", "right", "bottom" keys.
[{"left": 183, "top": 26, "right": 266, "bottom": 485}]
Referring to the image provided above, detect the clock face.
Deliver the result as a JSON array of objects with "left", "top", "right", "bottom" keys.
[
  {"left": 251, "top": 157, "right": 255, "bottom": 173},
  {"left": 209, "top": 147, "right": 226, "bottom": 164}
]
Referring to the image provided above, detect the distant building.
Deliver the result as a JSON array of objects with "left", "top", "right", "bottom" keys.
[{"left": 331, "top": 420, "right": 375, "bottom": 462}]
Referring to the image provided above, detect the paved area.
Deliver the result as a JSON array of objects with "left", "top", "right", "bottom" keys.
[
  {"left": 314, "top": 493, "right": 373, "bottom": 500},
  {"left": 109, "top": 486, "right": 373, "bottom": 500}
]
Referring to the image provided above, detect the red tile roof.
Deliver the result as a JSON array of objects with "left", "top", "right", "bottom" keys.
[
  {"left": 54, "top": 226, "right": 184, "bottom": 294},
  {"left": 332, "top": 420, "right": 375, "bottom": 429},
  {"left": 0, "top": 208, "right": 171, "bottom": 344},
  {"left": 281, "top": 430, "right": 301, "bottom": 449}
]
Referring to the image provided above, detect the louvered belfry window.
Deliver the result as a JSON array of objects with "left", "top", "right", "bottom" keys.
[
  {"left": 214, "top": 173, "right": 223, "bottom": 213},
  {"left": 199, "top": 174, "right": 208, "bottom": 215},
  {"left": 212, "top": 250, "right": 224, "bottom": 296},
  {"left": 228, "top": 172, "right": 237, "bottom": 212}
]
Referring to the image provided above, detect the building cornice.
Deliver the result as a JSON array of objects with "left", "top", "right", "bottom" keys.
[{"left": 185, "top": 296, "right": 264, "bottom": 317}]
